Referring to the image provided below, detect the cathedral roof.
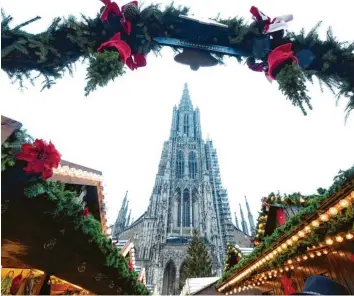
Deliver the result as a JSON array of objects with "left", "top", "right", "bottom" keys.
[{"left": 179, "top": 83, "right": 193, "bottom": 110}]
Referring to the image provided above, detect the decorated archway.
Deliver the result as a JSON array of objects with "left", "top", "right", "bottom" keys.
[
  {"left": 162, "top": 260, "right": 177, "bottom": 295},
  {"left": 1, "top": 2, "right": 353, "bottom": 118}
]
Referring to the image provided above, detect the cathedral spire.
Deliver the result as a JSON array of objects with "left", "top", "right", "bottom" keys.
[
  {"left": 112, "top": 191, "right": 129, "bottom": 239},
  {"left": 239, "top": 203, "right": 250, "bottom": 235},
  {"left": 245, "top": 196, "right": 256, "bottom": 236},
  {"left": 179, "top": 83, "right": 193, "bottom": 110},
  {"left": 126, "top": 209, "right": 131, "bottom": 228},
  {"left": 234, "top": 211, "right": 240, "bottom": 229}
]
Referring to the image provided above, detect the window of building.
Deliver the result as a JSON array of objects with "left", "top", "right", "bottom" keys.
[
  {"left": 188, "top": 151, "right": 197, "bottom": 179},
  {"left": 176, "top": 150, "right": 184, "bottom": 178},
  {"left": 183, "top": 114, "right": 189, "bottom": 136}
]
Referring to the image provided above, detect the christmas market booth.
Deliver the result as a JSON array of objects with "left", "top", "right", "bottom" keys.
[
  {"left": 1, "top": 116, "right": 149, "bottom": 295},
  {"left": 216, "top": 166, "right": 354, "bottom": 295}
]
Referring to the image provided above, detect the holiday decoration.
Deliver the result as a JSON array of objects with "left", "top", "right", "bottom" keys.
[
  {"left": 216, "top": 166, "right": 354, "bottom": 294},
  {"left": 97, "top": 32, "right": 131, "bottom": 64},
  {"left": 17, "top": 139, "right": 61, "bottom": 179},
  {"left": 276, "top": 208, "right": 286, "bottom": 225},
  {"left": 1, "top": 271, "right": 14, "bottom": 295},
  {"left": 224, "top": 243, "right": 243, "bottom": 273},
  {"left": 281, "top": 273, "right": 296, "bottom": 295},
  {"left": 82, "top": 206, "right": 91, "bottom": 217},
  {"left": 10, "top": 270, "right": 23, "bottom": 295},
  {"left": 2, "top": 3, "right": 354, "bottom": 117}
]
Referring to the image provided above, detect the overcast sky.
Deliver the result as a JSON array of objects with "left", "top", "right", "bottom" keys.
[{"left": 1, "top": 0, "right": 354, "bottom": 230}]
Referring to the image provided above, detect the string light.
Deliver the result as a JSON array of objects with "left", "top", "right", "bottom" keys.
[
  {"left": 335, "top": 235, "right": 344, "bottom": 243},
  {"left": 281, "top": 243, "right": 288, "bottom": 250},
  {"left": 287, "top": 239, "right": 293, "bottom": 246},
  {"left": 309, "top": 253, "right": 315, "bottom": 258},
  {"left": 329, "top": 207, "right": 339, "bottom": 216},
  {"left": 316, "top": 251, "right": 322, "bottom": 257},
  {"left": 325, "top": 237, "right": 334, "bottom": 245},
  {"left": 292, "top": 235, "right": 299, "bottom": 242},
  {"left": 304, "top": 226, "right": 311, "bottom": 232},
  {"left": 298, "top": 230, "right": 305, "bottom": 238},
  {"left": 320, "top": 214, "right": 329, "bottom": 222},
  {"left": 312, "top": 220, "right": 320, "bottom": 227},
  {"left": 339, "top": 199, "right": 350, "bottom": 208},
  {"left": 345, "top": 233, "right": 353, "bottom": 240}
]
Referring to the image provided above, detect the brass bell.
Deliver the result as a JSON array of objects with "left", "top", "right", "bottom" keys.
[{"left": 174, "top": 49, "right": 218, "bottom": 71}]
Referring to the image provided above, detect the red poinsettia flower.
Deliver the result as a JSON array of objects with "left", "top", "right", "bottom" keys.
[
  {"left": 83, "top": 206, "right": 91, "bottom": 217},
  {"left": 98, "top": 32, "right": 131, "bottom": 64},
  {"left": 126, "top": 53, "right": 147, "bottom": 70},
  {"left": 17, "top": 139, "right": 61, "bottom": 179}
]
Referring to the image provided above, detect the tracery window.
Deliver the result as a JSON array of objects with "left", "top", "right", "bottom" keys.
[
  {"left": 188, "top": 151, "right": 197, "bottom": 179},
  {"left": 176, "top": 150, "right": 184, "bottom": 179}
]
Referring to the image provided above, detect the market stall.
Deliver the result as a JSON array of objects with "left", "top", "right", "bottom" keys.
[{"left": 217, "top": 167, "right": 354, "bottom": 295}]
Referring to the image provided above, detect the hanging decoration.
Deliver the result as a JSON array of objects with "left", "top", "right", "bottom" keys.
[
  {"left": 281, "top": 273, "right": 296, "bottom": 295},
  {"left": 10, "top": 270, "right": 24, "bottom": 295},
  {"left": 1, "top": 271, "right": 15, "bottom": 295},
  {"left": 17, "top": 139, "right": 61, "bottom": 179},
  {"left": 2, "top": 2, "right": 354, "bottom": 117},
  {"left": 82, "top": 206, "right": 91, "bottom": 217},
  {"left": 224, "top": 243, "right": 243, "bottom": 273}
]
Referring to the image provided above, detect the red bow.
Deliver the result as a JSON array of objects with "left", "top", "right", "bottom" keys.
[
  {"left": 100, "top": 0, "right": 138, "bottom": 35},
  {"left": 281, "top": 274, "right": 296, "bottom": 295},
  {"left": 276, "top": 208, "right": 286, "bottom": 225},
  {"left": 268, "top": 43, "right": 299, "bottom": 80},
  {"left": 83, "top": 206, "right": 91, "bottom": 217},
  {"left": 126, "top": 53, "right": 147, "bottom": 70},
  {"left": 98, "top": 32, "right": 131, "bottom": 64}
]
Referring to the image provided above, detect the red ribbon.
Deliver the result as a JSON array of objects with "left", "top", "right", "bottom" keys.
[
  {"left": 281, "top": 274, "right": 296, "bottom": 295},
  {"left": 98, "top": 32, "right": 132, "bottom": 64},
  {"left": 267, "top": 43, "right": 299, "bottom": 80},
  {"left": 126, "top": 53, "right": 147, "bottom": 70},
  {"left": 99, "top": 0, "right": 138, "bottom": 35}
]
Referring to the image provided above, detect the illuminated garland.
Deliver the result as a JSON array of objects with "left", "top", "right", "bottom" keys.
[
  {"left": 217, "top": 166, "right": 354, "bottom": 291},
  {"left": 224, "top": 243, "right": 243, "bottom": 273}
]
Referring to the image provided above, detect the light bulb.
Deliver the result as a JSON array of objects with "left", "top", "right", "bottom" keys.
[
  {"left": 287, "top": 239, "right": 293, "bottom": 246},
  {"left": 292, "top": 235, "right": 299, "bottom": 242},
  {"left": 329, "top": 207, "right": 338, "bottom": 216},
  {"left": 312, "top": 220, "right": 320, "bottom": 227},
  {"left": 316, "top": 251, "right": 322, "bottom": 256},
  {"left": 277, "top": 246, "right": 282, "bottom": 253},
  {"left": 320, "top": 214, "right": 329, "bottom": 222},
  {"left": 339, "top": 199, "right": 350, "bottom": 208},
  {"left": 323, "top": 249, "right": 329, "bottom": 254},
  {"left": 298, "top": 231, "right": 305, "bottom": 238},
  {"left": 287, "top": 259, "right": 292, "bottom": 264},
  {"left": 304, "top": 226, "right": 311, "bottom": 232},
  {"left": 309, "top": 253, "right": 315, "bottom": 258},
  {"left": 326, "top": 237, "right": 334, "bottom": 245},
  {"left": 297, "top": 257, "right": 301, "bottom": 262},
  {"left": 273, "top": 250, "right": 277, "bottom": 256},
  {"left": 335, "top": 235, "right": 344, "bottom": 242},
  {"left": 282, "top": 243, "right": 288, "bottom": 250},
  {"left": 346, "top": 233, "right": 353, "bottom": 240},
  {"left": 303, "top": 255, "right": 308, "bottom": 260}
]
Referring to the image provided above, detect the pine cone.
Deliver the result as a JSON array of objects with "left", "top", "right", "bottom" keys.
[{"left": 123, "top": 4, "right": 139, "bottom": 21}]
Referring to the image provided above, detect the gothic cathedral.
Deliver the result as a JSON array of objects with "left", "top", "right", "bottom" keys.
[{"left": 113, "top": 84, "right": 253, "bottom": 294}]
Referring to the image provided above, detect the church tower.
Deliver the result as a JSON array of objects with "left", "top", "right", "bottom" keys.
[
  {"left": 239, "top": 203, "right": 250, "bottom": 236},
  {"left": 112, "top": 191, "right": 130, "bottom": 240},
  {"left": 245, "top": 196, "right": 256, "bottom": 236},
  {"left": 116, "top": 84, "right": 251, "bottom": 294}
]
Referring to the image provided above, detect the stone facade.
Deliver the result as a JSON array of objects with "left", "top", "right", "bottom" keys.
[{"left": 116, "top": 84, "right": 251, "bottom": 294}]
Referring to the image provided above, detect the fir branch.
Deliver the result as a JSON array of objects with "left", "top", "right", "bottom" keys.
[{"left": 276, "top": 63, "right": 312, "bottom": 115}]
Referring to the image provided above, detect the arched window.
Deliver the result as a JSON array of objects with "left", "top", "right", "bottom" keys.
[
  {"left": 188, "top": 151, "right": 197, "bottom": 179},
  {"left": 176, "top": 151, "right": 184, "bottom": 179},
  {"left": 183, "top": 190, "right": 190, "bottom": 227},
  {"left": 183, "top": 114, "right": 189, "bottom": 136}
]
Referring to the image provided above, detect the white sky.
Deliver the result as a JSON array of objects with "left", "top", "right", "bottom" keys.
[{"left": 1, "top": 0, "right": 354, "bottom": 229}]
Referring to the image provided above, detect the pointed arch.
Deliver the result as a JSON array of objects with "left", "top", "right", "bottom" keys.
[
  {"left": 179, "top": 260, "right": 188, "bottom": 291},
  {"left": 183, "top": 189, "right": 190, "bottom": 227},
  {"left": 176, "top": 150, "right": 184, "bottom": 179},
  {"left": 183, "top": 113, "right": 189, "bottom": 136},
  {"left": 162, "top": 260, "right": 177, "bottom": 295},
  {"left": 188, "top": 151, "right": 197, "bottom": 179}
]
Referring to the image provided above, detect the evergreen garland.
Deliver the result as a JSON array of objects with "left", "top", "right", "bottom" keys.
[
  {"left": 217, "top": 165, "right": 354, "bottom": 286},
  {"left": 2, "top": 5, "right": 354, "bottom": 117},
  {"left": 1, "top": 129, "right": 149, "bottom": 295}
]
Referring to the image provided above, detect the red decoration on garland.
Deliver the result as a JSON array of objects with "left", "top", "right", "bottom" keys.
[
  {"left": 17, "top": 139, "right": 61, "bottom": 179},
  {"left": 276, "top": 208, "right": 286, "bottom": 225},
  {"left": 83, "top": 206, "right": 91, "bottom": 217},
  {"left": 267, "top": 43, "right": 299, "bottom": 80},
  {"left": 128, "top": 256, "right": 134, "bottom": 271},
  {"left": 10, "top": 271, "right": 23, "bottom": 295},
  {"left": 99, "top": 0, "right": 138, "bottom": 35},
  {"left": 281, "top": 273, "right": 296, "bottom": 295},
  {"left": 126, "top": 53, "right": 147, "bottom": 70},
  {"left": 98, "top": 32, "right": 131, "bottom": 64}
]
